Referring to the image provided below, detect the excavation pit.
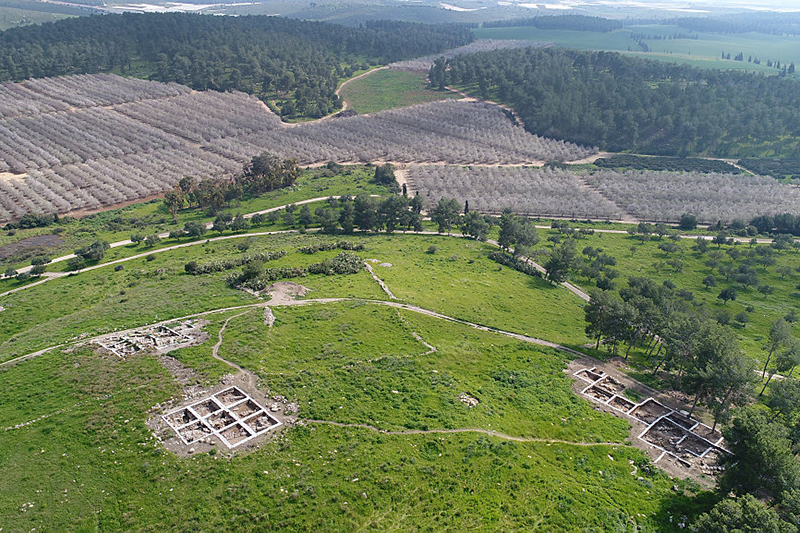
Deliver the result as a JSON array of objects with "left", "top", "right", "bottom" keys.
[
  {"left": 163, "top": 386, "right": 282, "bottom": 449},
  {"left": 598, "top": 376, "right": 625, "bottom": 394},
  {"left": 230, "top": 400, "right": 261, "bottom": 419},
  {"left": 667, "top": 412, "right": 696, "bottom": 430},
  {"left": 178, "top": 421, "right": 213, "bottom": 444},
  {"left": 216, "top": 387, "right": 247, "bottom": 407},
  {"left": 206, "top": 411, "right": 236, "bottom": 430},
  {"left": 573, "top": 366, "right": 729, "bottom": 480},
  {"left": 576, "top": 368, "right": 604, "bottom": 383},
  {"left": 192, "top": 399, "right": 223, "bottom": 417},
  {"left": 585, "top": 384, "right": 614, "bottom": 402},
  {"left": 243, "top": 412, "right": 281, "bottom": 433},
  {"left": 608, "top": 395, "right": 636, "bottom": 413},
  {"left": 220, "top": 423, "right": 252, "bottom": 447},
  {"left": 692, "top": 424, "right": 722, "bottom": 443},
  {"left": 166, "top": 408, "right": 196, "bottom": 428},
  {"left": 630, "top": 399, "right": 672, "bottom": 425}
]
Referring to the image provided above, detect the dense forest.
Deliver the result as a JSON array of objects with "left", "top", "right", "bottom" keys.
[
  {"left": 432, "top": 48, "right": 800, "bottom": 158},
  {"left": 482, "top": 14, "right": 622, "bottom": 32},
  {"left": 639, "top": 12, "right": 800, "bottom": 36},
  {"left": 0, "top": 13, "right": 472, "bottom": 119},
  {"left": 594, "top": 155, "right": 741, "bottom": 174}
]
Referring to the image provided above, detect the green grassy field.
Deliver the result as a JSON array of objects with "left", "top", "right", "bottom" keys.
[
  {"left": 0, "top": 6, "right": 72, "bottom": 30},
  {"left": 0, "top": 231, "right": 587, "bottom": 361},
  {"left": 338, "top": 69, "right": 459, "bottom": 114},
  {"left": 531, "top": 228, "right": 800, "bottom": 359},
  {"left": 0, "top": 303, "right": 704, "bottom": 531},
  {"left": 474, "top": 26, "right": 800, "bottom": 75}
]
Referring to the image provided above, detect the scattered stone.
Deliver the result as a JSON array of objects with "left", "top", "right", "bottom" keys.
[
  {"left": 379, "top": 263, "right": 392, "bottom": 268},
  {"left": 458, "top": 392, "right": 479, "bottom": 408},
  {"left": 263, "top": 307, "right": 275, "bottom": 327}
]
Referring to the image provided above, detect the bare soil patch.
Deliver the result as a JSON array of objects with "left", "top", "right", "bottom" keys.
[{"left": 0, "top": 234, "right": 63, "bottom": 261}]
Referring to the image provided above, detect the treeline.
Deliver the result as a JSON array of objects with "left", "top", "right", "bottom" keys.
[
  {"left": 0, "top": 13, "right": 472, "bottom": 119},
  {"left": 739, "top": 158, "right": 800, "bottom": 180},
  {"left": 594, "top": 155, "right": 741, "bottom": 174},
  {"left": 433, "top": 47, "right": 800, "bottom": 157},
  {"left": 225, "top": 251, "right": 363, "bottom": 292},
  {"left": 646, "top": 12, "right": 800, "bottom": 36},
  {"left": 482, "top": 14, "right": 622, "bottom": 32},
  {"left": 584, "top": 254, "right": 800, "bottom": 530},
  {"left": 163, "top": 152, "right": 300, "bottom": 216}
]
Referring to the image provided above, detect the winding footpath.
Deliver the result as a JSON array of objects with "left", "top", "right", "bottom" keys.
[{"left": 303, "top": 419, "right": 623, "bottom": 447}]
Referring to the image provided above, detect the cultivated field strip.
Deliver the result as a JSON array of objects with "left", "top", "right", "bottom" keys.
[
  {"left": 0, "top": 74, "right": 190, "bottom": 119},
  {"left": 409, "top": 165, "right": 622, "bottom": 219},
  {"left": 208, "top": 100, "right": 595, "bottom": 165},
  {"left": 388, "top": 39, "right": 545, "bottom": 72},
  {"left": 0, "top": 75, "right": 597, "bottom": 224},
  {"left": 411, "top": 165, "right": 800, "bottom": 223},
  {"left": 583, "top": 170, "right": 800, "bottom": 223}
]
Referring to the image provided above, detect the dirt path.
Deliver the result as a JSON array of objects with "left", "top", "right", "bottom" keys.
[
  {"left": 364, "top": 263, "right": 397, "bottom": 299},
  {"left": 1, "top": 291, "right": 584, "bottom": 367},
  {"left": 304, "top": 419, "right": 623, "bottom": 446}
]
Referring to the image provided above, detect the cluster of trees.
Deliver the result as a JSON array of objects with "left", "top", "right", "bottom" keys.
[
  {"left": 184, "top": 250, "right": 286, "bottom": 276},
  {"left": 432, "top": 47, "right": 800, "bottom": 157},
  {"left": 585, "top": 279, "right": 756, "bottom": 429},
  {"left": 225, "top": 251, "right": 362, "bottom": 292},
  {"left": 3, "top": 254, "right": 51, "bottom": 280},
  {"left": 163, "top": 153, "right": 299, "bottom": 218},
  {"left": 583, "top": 170, "right": 800, "bottom": 224},
  {"left": 265, "top": 194, "right": 425, "bottom": 235},
  {"left": 410, "top": 165, "right": 620, "bottom": 220},
  {"left": 593, "top": 155, "right": 741, "bottom": 174},
  {"left": 482, "top": 15, "right": 623, "bottom": 32},
  {"left": 750, "top": 214, "right": 800, "bottom": 237},
  {"left": 0, "top": 13, "right": 472, "bottom": 119},
  {"left": 297, "top": 242, "right": 364, "bottom": 254},
  {"left": 691, "top": 345, "right": 800, "bottom": 530},
  {"left": 656, "top": 12, "right": 800, "bottom": 36},
  {"left": 739, "top": 158, "right": 800, "bottom": 180}
]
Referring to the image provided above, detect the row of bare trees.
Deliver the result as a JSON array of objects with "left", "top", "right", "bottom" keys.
[
  {"left": 207, "top": 100, "right": 597, "bottom": 165},
  {"left": 389, "top": 39, "right": 539, "bottom": 72},
  {"left": 583, "top": 170, "right": 800, "bottom": 223},
  {"left": 114, "top": 91, "right": 283, "bottom": 144},
  {"left": 410, "top": 165, "right": 622, "bottom": 219}
]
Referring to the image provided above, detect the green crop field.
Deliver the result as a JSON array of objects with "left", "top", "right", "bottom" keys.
[
  {"left": 0, "top": 6, "right": 72, "bottom": 30},
  {"left": 474, "top": 26, "right": 800, "bottom": 75},
  {"left": 338, "top": 69, "right": 459, "bottom": 115}
]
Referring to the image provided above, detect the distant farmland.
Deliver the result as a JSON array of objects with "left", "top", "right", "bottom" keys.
[{"left": 0, "top": 74, "right": 595, "bottom": 224}]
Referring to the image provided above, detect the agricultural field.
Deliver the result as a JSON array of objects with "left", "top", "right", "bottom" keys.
[
  {"left": 582, "top": 170, "right": 800, "bottom": 224},
  {"left": 337, "top": 69, "right": 459, "bottom": 115},
  {"left": 410, "top": 165, "right": 800, "bottom": 224},
  {"left": 473, "top": 25, "right": 800, "bottom": 75},
  {"left": 0, "top": 6, "right": 72, "bottom": 30},
  {"left": 388, "top": 39, "right": 541, "bottom": 72},
  {"left": 0, "top": 165, "right": 388, "bottom": 268},
  {"left": 410, "top": 165, "right": 622, "bottom": 220},
  {"left": 0, "top": 73, "right": 597, "bottom": 225}
]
